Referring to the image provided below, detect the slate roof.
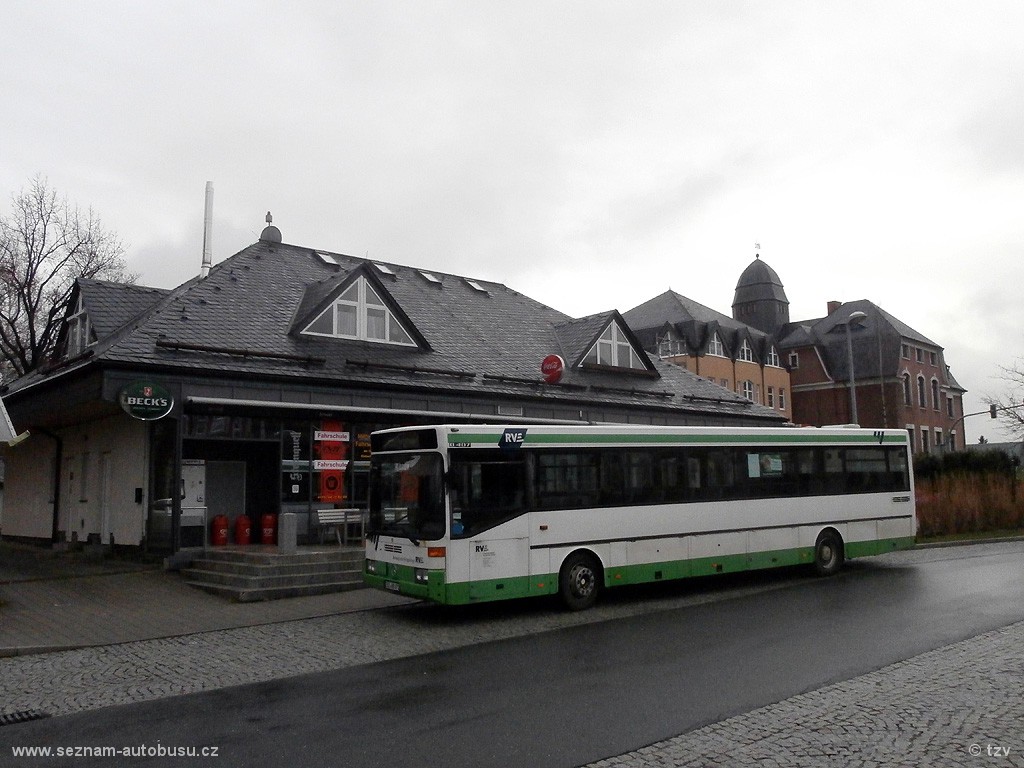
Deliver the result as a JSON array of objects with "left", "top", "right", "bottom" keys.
[
  {"left": 778, "top": 299, "right": 948, "bottom": 384},
  {"left": 732, "top": 257, "right": 788, "bottom": 306},
  {"left": 8, "top": 237, "right": 784, "bottom": 423},
  {"left": 623, "top": 289, "right": 779, "bottom": 359},
  {"left": 73, "top": 279, "right": 171, "bottom": 340}
]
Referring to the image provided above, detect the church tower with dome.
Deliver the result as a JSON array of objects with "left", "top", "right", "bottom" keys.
[{"left": 731, "top": 254, "right": 789, "bottom": 336}]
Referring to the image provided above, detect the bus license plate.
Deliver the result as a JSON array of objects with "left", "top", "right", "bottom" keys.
[{"left": 385, "top": 580, "right": 400, "bottom": 592}]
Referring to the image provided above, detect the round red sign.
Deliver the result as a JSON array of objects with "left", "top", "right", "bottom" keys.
[{"left": 541, "top": 354, "right": 565, "bottom": 384}]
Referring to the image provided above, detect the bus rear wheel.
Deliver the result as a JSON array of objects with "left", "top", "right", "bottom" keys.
[
  {"left": 813, "top": 530, "right": 844, "bottom": 576},
  {"left": 559, "top": 552, "right": 601, "bottom": 611}
]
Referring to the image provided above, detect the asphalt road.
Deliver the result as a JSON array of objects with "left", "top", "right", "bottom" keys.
[{"left": 6, "top": 546, "right": 1024, "bottom": 768}]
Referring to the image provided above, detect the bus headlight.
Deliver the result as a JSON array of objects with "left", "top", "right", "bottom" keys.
[
  {"left": 414, "top": 568, "right": 429, "bottom": 584},
  {"left": 366, "top": 559, "right": 379, "bottom": 575}
]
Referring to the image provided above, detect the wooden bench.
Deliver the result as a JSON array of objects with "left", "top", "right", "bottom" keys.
[{"left": 313, "top": 508, "right": 364, "bottom": 545}]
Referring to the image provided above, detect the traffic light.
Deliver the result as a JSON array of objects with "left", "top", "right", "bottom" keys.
[{"left": 990, "top": 404, "right": 998, "bottom": 418}]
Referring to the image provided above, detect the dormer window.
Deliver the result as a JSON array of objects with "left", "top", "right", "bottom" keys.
[
  {"left": 66, "top": 294, "right": 92, "bottom": 357},
  {"left": 708, "top": 332, "right": 724, "bottom": 357},
  {"left": 656, "top": 330, "right": 685, "bottom": 358},
  {"left": 583, "top": 321, "right": 646, "bottom": 370},
  {"left": 302, "top": 276, "right": 415, "bottom": 346},
  {"left": 766, "top": 346, "right": 780, "bottom": 367},
  {"left": 739, "top": 339, "right": 754, "bottom": 362}
]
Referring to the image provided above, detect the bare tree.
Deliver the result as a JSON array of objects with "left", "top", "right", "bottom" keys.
[
  {"left": 0, "top": 176, "right": 136, "bottom": 381},
  {"left": 985, "top": 359, "right": 1024, "bottom": 439}
]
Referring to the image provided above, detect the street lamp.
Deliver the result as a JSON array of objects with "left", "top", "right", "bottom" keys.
[{"left": 845, "top": 311, "right": 867, "bottom": 425}]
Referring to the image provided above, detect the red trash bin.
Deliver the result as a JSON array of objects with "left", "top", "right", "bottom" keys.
[
  {"left": 210, "top": 514, "right": 229, "bottom": 546},
  {"left": 234, "top": 514, "right": 252, "bottom": 545},
  {"left": 260, "top": 513, "right": 276, "bottom": 545}
]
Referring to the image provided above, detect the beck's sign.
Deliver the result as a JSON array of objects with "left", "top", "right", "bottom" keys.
[{"left": 119, "top": 382, "right": 174, "bottom": 421}]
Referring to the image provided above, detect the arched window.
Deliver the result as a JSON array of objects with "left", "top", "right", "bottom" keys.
[
  {"left": 931, "top": 379, "right": 940, "bottom": 410},
  {"left": 902, "top": 373, "right": 912, "bottom": 406},
  {"left": 739, "top": 339, "right": 753, "bottom": 362},
  {"left": 917, "top": 376, "right": 926, "bottom": 408}
]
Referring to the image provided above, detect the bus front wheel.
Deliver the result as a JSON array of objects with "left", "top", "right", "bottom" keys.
[
  {"left": 559, "top": 551, "right": 602, "bottom": 611},
  {"left": 813, "top": 530, "right": 844, "bottom": 576}
]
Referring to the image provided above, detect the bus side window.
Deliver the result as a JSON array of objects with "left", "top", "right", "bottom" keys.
[
  {"left": 887, "top": 448, "right": 911, "bottom": 491},
  {"left": 448, "top": 452, "right": 526, "bottom": 537},
  {"left": 823, "top": 449, "right": 844, "bottom": 494},
  {"left": 705, "top": 450, "right": 736, "bottom": 499},
  {"left": 599, "top": 452, "right": 625, "bottom": 506}
]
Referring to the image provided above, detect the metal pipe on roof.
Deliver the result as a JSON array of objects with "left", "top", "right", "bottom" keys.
[{"left": 200, "top": 181, "right": 213, "bottom": 279}]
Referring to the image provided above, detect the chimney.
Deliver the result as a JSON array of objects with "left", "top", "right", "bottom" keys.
[
  {"left": 827, "top": 300, "right": 842, "bottom": 315},
  {"left": 200, "top": 181, "right": 214, "bottom": 279}
]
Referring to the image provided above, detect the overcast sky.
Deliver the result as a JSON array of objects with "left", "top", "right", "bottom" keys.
[{"left": 2, "top": 1, "right": 1022, "bottom": 440}]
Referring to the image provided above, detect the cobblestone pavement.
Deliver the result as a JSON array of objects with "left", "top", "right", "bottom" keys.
[
  {"left": 585, "top": 618, "right": 1024, "bottom": 767},
  {"left": 1, "top": 542, "right": 1022, "bottom": 767},
  {"left": 0, "top": 569, "right": 810, "bottom": 719}
]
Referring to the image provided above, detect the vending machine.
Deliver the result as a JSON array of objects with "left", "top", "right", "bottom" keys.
[{"left": 180, "top": 459, "right": 207, "bottom": 547}]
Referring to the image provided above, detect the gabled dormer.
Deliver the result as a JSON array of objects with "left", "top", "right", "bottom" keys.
[
  {"left": 654, "top": 322, "right": 688, "bottom": 358},
  {"left": 293, "top": 266, "right": 427, "bottom": 349},
  {"left": 703, "top": 323, "right": 727, "bottom": 358},
  {"left": 577, "top": 314, "right": 656, "bottom": 374},
  {"left": 63, "top": 290, "right": 93, "bottom": 359}
]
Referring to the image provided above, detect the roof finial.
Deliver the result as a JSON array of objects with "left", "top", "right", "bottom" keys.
[
  {"left": 259, "top": 212, "right": 282, "bottom": 243},
  {"left": 754, "top": 241, "right": 761, "bottom": 259}
]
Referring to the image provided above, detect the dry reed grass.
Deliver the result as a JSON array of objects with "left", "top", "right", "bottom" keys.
[{"left": 916, "top": 473, "right": 1024, "bottom": 538}]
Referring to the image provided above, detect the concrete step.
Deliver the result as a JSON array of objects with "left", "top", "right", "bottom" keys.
[
  {"left": 183, "top": 577, "right": 366, "bottom": 603},
  {"left": 178, "top": 545, "right": 366, "bottom": 602},
  {"left": 186, "top": 558, "right": 362, "bottom": 578},
  {"left": 196, "top": 547, "right": 363, "bottom": 567},
  {"left": 181, "top": 566, "right": 362, "bottom": 590}
]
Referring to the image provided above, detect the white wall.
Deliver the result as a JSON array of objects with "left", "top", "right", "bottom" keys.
[
  {"left": 3, "top": 414, "right": 149, "bottom": 545},
  {"left": 2, "top": 438, "right": 55, "bottom": 540}
]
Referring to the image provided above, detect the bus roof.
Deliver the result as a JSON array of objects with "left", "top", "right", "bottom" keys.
[{"left": 371, "top": 423, "right": 910, "bottom": 448}]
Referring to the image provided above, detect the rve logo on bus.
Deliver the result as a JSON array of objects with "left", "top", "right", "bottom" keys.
[{"left": 500, "top": 428, "right": 527, "bottom": 450}]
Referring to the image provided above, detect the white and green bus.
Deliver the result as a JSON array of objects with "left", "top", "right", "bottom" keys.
[{"left": 363, "top": 424, "right": 915, "bottom": 610}]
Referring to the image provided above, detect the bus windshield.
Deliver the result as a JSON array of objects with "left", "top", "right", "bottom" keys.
[{"left": 367, "top": 452, "right": 446, "bottom": 542}]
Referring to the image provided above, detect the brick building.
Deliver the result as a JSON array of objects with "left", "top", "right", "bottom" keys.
[
  {"left": 625, "top": 254, "right": 966, "bottom": 453},
  {"left": 623, "top": 285, "right": 791, "bottom": 421}
]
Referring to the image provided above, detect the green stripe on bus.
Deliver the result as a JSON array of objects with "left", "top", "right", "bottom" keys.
[
  {"left": 449, "top": 432, "right": 907, "bottom": 447},
  {"left": 386, "top": 535, "right": 916, "bottom": 606}
]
